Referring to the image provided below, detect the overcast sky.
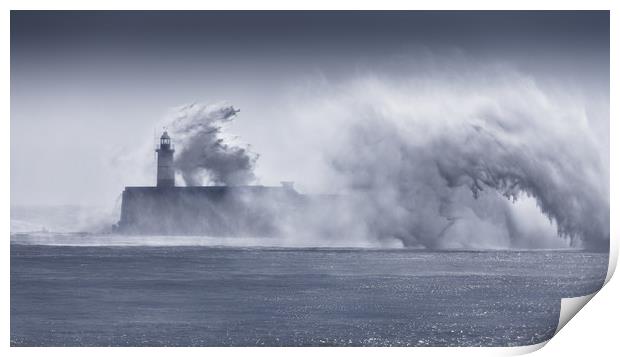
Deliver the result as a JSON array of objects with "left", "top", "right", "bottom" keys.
[{"left": 11, "top": 11, "right": 609, "bottom": 206}]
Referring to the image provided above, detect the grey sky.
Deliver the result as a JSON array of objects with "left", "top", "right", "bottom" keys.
[{"left": 11, "top": 11, "right": 609, "bottom": 206}]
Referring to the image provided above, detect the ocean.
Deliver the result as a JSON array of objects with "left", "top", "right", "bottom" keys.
[{"left": 10, "top": 241, "right": 608, "bottom": 347}]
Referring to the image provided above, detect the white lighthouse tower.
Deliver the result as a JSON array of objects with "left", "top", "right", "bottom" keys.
[{"left": 156, "top": 130, "right": 175, "bottom": 187}]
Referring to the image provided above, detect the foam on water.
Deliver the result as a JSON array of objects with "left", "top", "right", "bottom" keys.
[{"left": 9, "top": 232, "right": 395, "bottom": 249}]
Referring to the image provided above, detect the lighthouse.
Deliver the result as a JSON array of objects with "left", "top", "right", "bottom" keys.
[{"left": 156, "top": 130, "right": 175, "bottom": 187}]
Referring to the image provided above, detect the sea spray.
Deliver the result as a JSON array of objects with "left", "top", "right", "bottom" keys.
[
  {"left": 284, "top": 67, "right": 608, "bottom": 250},
  {"left": 166, "top": 103, "right": 259, "bottom": 186},
  {"left": 108, "top": 66, "right": 608, "bottom": 250}
]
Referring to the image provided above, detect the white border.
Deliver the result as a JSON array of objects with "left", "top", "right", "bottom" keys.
[{"left": 3, "top": 1, "right": 617, "bottom": 356}]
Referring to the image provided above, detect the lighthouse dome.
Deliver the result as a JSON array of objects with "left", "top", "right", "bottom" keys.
[{"left": 161, "top": 131, "right": 170, "bottom": 140}]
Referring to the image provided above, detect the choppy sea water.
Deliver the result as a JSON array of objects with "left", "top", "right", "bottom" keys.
[{"left": 10, "top": 239, "right": 608, "bottom": 347}]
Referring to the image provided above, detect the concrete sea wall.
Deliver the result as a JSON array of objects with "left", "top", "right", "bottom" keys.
[{"left": 117, "top": 186, "right": 304, "bottom": 236}]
